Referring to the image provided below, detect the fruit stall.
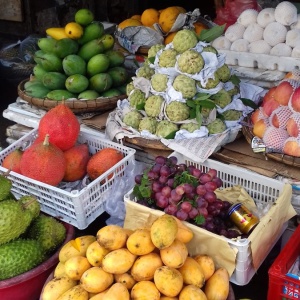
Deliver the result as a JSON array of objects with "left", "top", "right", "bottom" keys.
[{"left": 1, "top": 2, "right": 300, "bottom": 300}]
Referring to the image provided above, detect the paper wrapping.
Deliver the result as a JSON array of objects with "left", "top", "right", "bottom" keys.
[{"left": 124, "top": 183, "right": 296, "bottom": 275}]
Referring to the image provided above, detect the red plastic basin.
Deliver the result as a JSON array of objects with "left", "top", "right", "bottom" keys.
[{"left": 0, "top": 222, "right": 75, "bottom": 300}]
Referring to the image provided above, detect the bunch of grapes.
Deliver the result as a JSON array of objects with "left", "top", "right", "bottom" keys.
[{"left": 134, "top": 155, "right": 241, "bottom": 238}]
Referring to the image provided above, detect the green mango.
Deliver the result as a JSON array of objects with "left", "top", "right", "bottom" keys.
[
  {"left": 46, "top": 89, "right": 76, "bottom": 100},
  {"left": 78, "top": 89, "right": 100, "bottom": 99},
  {"left": 24, "top": 78, "right": 43, "bottom": 90},
  {"left": 78, "top": 21, "right": 105, "bottom": 45},
  {"left": 65, "top": 74, "right": 89, "bottom": 94},
  {"left": 62, "top": 54, "right": 86, "bottom": 76},
  {"left": 78, "top": 38, "right": 105, "bottom": 61},
  {"left": 37, "top": 37, "right": 57, "bottom": 53},
  {"left": 87, "top": 53, "right": 110, "bottom": 77},
  {"left": 100, "top": 88, "right": 122, "bottom": 97},
  {"left": 107, "top": 66, "right": 129, "bottom": 87},
  {"left": 33, "top": 51, "right": 63, "bottom": 72},
  {"left": 33, "top": 64, "right": 48, "bottom": 80},
  {"left": 116, "top": 83, "right": 127, "bottom": 95},
  {"left": 53, "top": 38, "right": 79, "bottom": 58},
  {"left": 89, "top": 73, "right": 113, "bottom": 93},
  {"left": 25, "top": 85, "right": 51, "bottom": 98},
  {"left": 105, "top": 50, "right": 125, "bottom": 67},
  {"left": 42, "top": 72, "right": 67, "bottom": 90}
]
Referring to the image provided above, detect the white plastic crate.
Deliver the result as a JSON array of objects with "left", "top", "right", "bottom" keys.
[
  {"left": 124, "top": 152, "right": 292, "bottom": 285},
  {"left": 0, "top": 128, "right": 136, "bottom": 229}
]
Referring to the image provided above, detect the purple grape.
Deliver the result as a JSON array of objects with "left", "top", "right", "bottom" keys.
[
  {"left": 214, "top": 199, "right": 224, "bottom": 210},
  {"left": 222, "top": 200, "right": 231, "bottom": 211},
  {"left": 164, "top": 204, "right": 178, "bottom": 215},
  {"left": 152, "top": 164, "right": 162, "bottom": 174},
  {"left": 185, "top": 191, "right": 196, "bottom": 200},
  {"left": 156, "top": 194, "right": 169, "bottom": 208},
  {"left": 207, "top": 168, "right": 218, "bottom": 179},
  {"left": 204, "top": 181, "right": 218, "bottom": 192},
  {"left": 135, "top": 174, "right": 142, "bottom": 184},
  {"left": 160, "top": 165, "right": 171, "bottom": 177},
  {"left": 183, "top": 183, "right": 195, "bottom": 194},
  {"left": 191, "top": 168, "right": 202, "bottom": 178},
  {"left": 155, "top": 155, "right": 167, "bottom": 165},
  {"left": 148, "top": 170, "right": 159, "bottom": 180},
  {"left": 189, "top": 207, "right": 199, "bottom": 219},
  {"left": 187, "top": 165, "right": 196, "bottom": 174},
  {"left": 152, "top": 181, "right": 163, "bottom": 193},
  {"left": 199, "top": 173, "right": 213, "bottom": 184},
  {"left": 196, "top": 184, "right": 207, "bottom": 196},
  {"left": 170, "top": 189, "right": 182, "bottom": 202},
  {"left": 180, "top": 201, "right": 193, "bottom": 213},
  {"left": 227, "top": 229, "right": 240, "bottom": 239},
  {"left": 196, "top": 197, "right": 208, "bottom": 208},
  {"left": 175, "top": 185, "right": 185, "bottom": 196},
  {"left": 167, "top": 156, "right": 178, "bottom": 166},
  {"left": 159, "top": 175, "right": 168, "bottom": 184},
  {"left": 161, "top": 186, "right": 171, "bottom": 197},
  {"left": 167, "top": 178, "right": 175, "bottom": 188},
  {"left": 219, "top": 229, "right": 229, "bottom": 237},
  {"left": 212, "top": 177, "right": 223, "bottom": 188},
  {"left": 177, "top": 163, "right": 187, "bottom": 172},
  {"left": 176, "top": 209, "right": 189, "bottom": 221},
  {"left": 205, "top": 222, "right": 216, "bottom": 233},
  {"left": 198, "top": 207, "right": 208, "bottom": 218},
  {"left": 203, "top": 191, "right": 217, "bottom": 203}
]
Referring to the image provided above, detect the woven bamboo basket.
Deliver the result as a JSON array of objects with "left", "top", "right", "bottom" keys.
[
  {"left": 242, "top": 116, "right": 300, "bottom": 167},
  {"left": 18, "top": 79, "right": 127, "bottom": 114}
]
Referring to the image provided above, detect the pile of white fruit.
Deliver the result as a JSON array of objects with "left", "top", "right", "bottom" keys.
[{"left": 213, "top": 1, "right": 300, "bottom": 58}]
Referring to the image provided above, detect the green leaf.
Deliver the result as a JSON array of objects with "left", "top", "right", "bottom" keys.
[
  {"left": 136, "top": 103, "right": 145, "bottom": 110},
  {"left": 139, "top": 185, "right": 152, "bottom": 198},
  {"left": 189, "top": 107, "right": 196, "bottom": 119},
  {"left": 199, "top": 99, "right": 217, "bottom": 109},
  {"left": 198, "top": 24, "right": 226, "bottom": 42},
  {"left": 186, "top": 99, "right": 196, "bottom": 108},
  {"left": 240, "top": 98, "right": 258, "bottom": 109},
  {"left": 164, "top": 130, "right": 177, "bottom": 139},
  {"left": 148, "top": 57, "right": 155, "bottom": 64},
  {"left": 194, "top": 92, "right": 212, "bottom": 101},
  {"left": 196, "top": 109, "right": 203, "bottom": 125},
  {"left": 229, "top": 74, "right": 241, "bottom": 85},
  {"left": 194, "top": 214, "right": 206, "bottom": 225}
]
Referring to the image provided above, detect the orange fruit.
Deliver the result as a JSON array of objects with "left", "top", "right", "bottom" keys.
[
  {"left": 118, "top": 18, "right": 142, "bottom": 30},
  {"left": 164, "top": 31, "right": 177, "bottom": 45},
  {"left": 131, "top": 15, "right": 142, "bottom": 22},
  {"left": 193, "top": 22, "right": 209, "bottom": 35},
  {"left": 87, "top": 148, "right": 124, "bottom": 180},
  {"left": 141, "top": 8, "right": 160, "bottom": 27}
]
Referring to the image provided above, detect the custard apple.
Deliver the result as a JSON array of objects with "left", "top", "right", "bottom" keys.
[
  {"left": 215, "top": 64, "right": 231, "bottom": 82},
  {"left": 177, "top": 49, "right": 205, "bottom": 74},
  {"left": 173, "top": 74, "right": 197, "bottom": 99},
  {"left": 139, "top": 117, "right": 158, "bottom": 134},
  {"left": 197, "top": 76, "right": 220, "bottom": 89},
  {"left": 148, "top": 44, "right": 165, "bottom": 58},
  {"left": 144, "top": 95, "right": 164, "bottom": 117},
  {"left": 172, "top": 29, "right": 198, "bottom": 53},
  {"left": 222, "top": 109, "right": 243, "bottom": 121},
  {"left": 123, "top": 110, "right": 143, "bottom": 129},
  {"left": 180, "top": 122, "right": 200, "bottom": 132},
  {"left": 126, "top": 81, "right": 134, "bottom": 96},
  {"left": 210, "top": 89, "right": 232, "bottom": 108},
  {"left": 158, "top": 48, "right": 178, "bottom": 68},
  {"left": 137, "top": 64, "right": 155, "bottom": 79},
  {"left": 227, "top": 84, "right": 240, "bottom": 97},
  {"left": 166, "top": 101, "right": 190, "bottom": 122},
  {"left": 151, "top": 73, "right": 168, "bottom": 92},
  {"left": 156, "top": 120, "right": 179, "bottom": 138},
  {"left": 129, "top": 89, "right": 147, "bottom": 109},
  {"left": 207, "top": 118, "right": 227, "bottom": 134}
]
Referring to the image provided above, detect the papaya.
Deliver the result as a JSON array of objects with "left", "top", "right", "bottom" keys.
[
  {"left": 78, "top": 38, "right": 105, "bottom": 61},
  {"left": 46, "top": 90, "right": 76, "bottom": 101},
  {"left": 105, "top": 50, "right": 125, "bottom": 67},
  {"left": 34, "top": 51, "right": 63, "bottom": 72},
  {"left": 89, "top": 73, "right": 113, "bottom": 93},
  {"left": 63, "top": 54, "right": 86, "bottom": 76},
  {"left": 107, "top": 67, "right": 128, "bottom": 87},
  {"left": 78, "top": 21, "right": 105, "bottom": 45},
  {"left": 33, "top": 64, "right": 48, "bottom": 80},
  {"left": 42, "top": 72, "right": 67, "bottom": 90},
  {"left": 54, "top": 38, "right": 79, "bottom": 58}
]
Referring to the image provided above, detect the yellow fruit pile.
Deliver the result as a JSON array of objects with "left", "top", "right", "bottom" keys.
[
  {"left": 118, "top": 6, "right": 209, "bottom": 45},
  {"left": 40, "top": 214, "right": 230, "bottom": 300}
]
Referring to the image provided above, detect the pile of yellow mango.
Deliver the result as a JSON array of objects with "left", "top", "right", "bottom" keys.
[{"left": 118, "top": 6, "right": 208, "bottom": 45}]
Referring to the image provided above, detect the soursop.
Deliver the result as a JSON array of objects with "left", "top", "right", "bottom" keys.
[
  {"left": 210, "top": 89, "right": 232, "bottom": 108},
  {"left": 165, "top": 101, "right": 190, "bottom": 122},
  {"left": 0, "top": 175, "right": 12, "bottom": 201},
  {"left": 136, "top": 64, "right": 155, "bottom": 79},
  {"left": 0, "top": 198, "right": 40, "bottom": 245},
  {"left": 215, "top": 64, "right": 231, "bottom": 82},
  {"left": 123, "top": 110, "right": 143, "bottom": 129},
  {"left": 148, "top": 44, "right": 165, "bottom": 58},
  {"left": 129, "top": 89, "right": 147, "bottom": 109},
  {"left": 144, "top": 95, "right": 164, "bottom": 117},
  {"left": 177, "top": 49, "right": 205, "bottom": 74},
  {"left": 156, "top": 120, "right": 179, "bottom": 138},
  {"left": 26, "top": 214, "right": 66, "bottom": 254},
  {"left": 222, "top": 109, "right": 243, "bottom": 121},
  {"left": 151, "top": 73, "right": 168, "bottom": 92},
  {"left": 180, "top": 122, "right": 201, "bottom": 132},
  {"left": 207, "top": 118, "right": 227, "bottom": 134},
  {"left": 173, "top": 74, "right": 197, "bottom": 99},
  {"left": 139, "top": 117, "right": 158, "bottom": 134},
  {"left": 0, "top": 239, "right": 45, "bottom": 280},
  {"left": 172, "top": 29, "right": 198, "bottom": 53},
  {"left": 158, "top": 48, "right": 178, "bottom": 68}
]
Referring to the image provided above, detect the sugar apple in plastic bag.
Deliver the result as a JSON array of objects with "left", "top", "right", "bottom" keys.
[
  {"left": 173, "top": 74, "right": 197, "bottom": 99},
  {"left": 139, "top": 117, "right": 158, "bottom": 134},
  {"left": 156, "top": 120, "right": 179, "bottom": 138},
  {"left": 144, "top": 95, "right": 164, "bottom": 117},
  {"left": 210, "top": 89, "right": 232, "bottom": 108},
  {"left": 151, "top": 73, "right": 168, "bottom": 92},
  {"left": 215, "top": 64, "right": 231, "bottom": 82},
  {"left": 222, "top": 109, "right": 243, "bottom": 121},
  {"left": 172, "top": 29, "right": 198, "bottom": 53},
  {"left": 177, "top": 49, "right": 205, "bottom": 74},
  {"left": 207, "top": 118, "right": 227, "bottom": 134},
  {"left": 129, "top": 89, "right": 147, "bottom": 109},
  {"left": 165, "top": 101, "right": 190, "bottom": 122},
  {"left": 123, "top": 110, "right": 143, "bottom": 129},
  {"left": 158, "top": 48, "right": 178, "bottom": 68}
]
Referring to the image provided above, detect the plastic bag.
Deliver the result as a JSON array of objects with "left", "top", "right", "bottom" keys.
[
  {"left": 214, "top": 0, "right": 261, "bottom": 29},
  {"left": 104, "top": 159, "right": 146, "bottom": 226}
]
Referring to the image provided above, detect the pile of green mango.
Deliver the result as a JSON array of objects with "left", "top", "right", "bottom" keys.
[{"left": 25, "top": 22, "right": 129, "bottom": 101}]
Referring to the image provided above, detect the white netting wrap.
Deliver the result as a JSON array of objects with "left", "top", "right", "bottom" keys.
[
  {"left": 283, "top": 137, "right": 300, "bottom": 156},
  {"left": 251, "top": 107, "right": 267, "bottom": 123},
  {"left": 243, "top": 23, "right": 264, "bottom": 43},
  {"left": 269, "top": 106, "right": 293, "bottom": 128},
  {"left": 237, "top": 9, "right": 258, "bottom": 27},
  {"left": 288, "top": 87, "right": 300, "bottom": 113},
  {"left": 257, "top": 8, "right": 276, "bottom": 28},
  {"left": 263, "top": 126, "right": 289, "bottom": 152},
  {"left": 225, "top": 23, "right": 246, "bottom": 42},
  {"left": 286, "top": 69, "right": 300, "bottom": 81},
  {"left": 286, "top": 112, "right": 300, "bottom": 137},
  {"left": 274, "top": 1, "right": 298, "bottom": 26}
]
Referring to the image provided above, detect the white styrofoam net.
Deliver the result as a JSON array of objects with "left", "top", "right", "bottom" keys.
[
  {"left": 269, "top": 106, "right": 293, "bottom": 129},
  {"left": 263, "top": 126, "right": 289, "bottom": 152}
]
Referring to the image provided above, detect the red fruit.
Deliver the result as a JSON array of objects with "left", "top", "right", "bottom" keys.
[
  {"left": 262, "top": 86, "right": 276, "bottom": 105},
  {"left": 63, "top": 143, "right": 90, "bottom": 182},
  {"left": 38, "top": 103, "right": 80, "bottom": 151},
  {"left": 269, "top": 106, "right": 292, "bottom": 128},
  {"left": 2, "top": 148, "right": 23, "bottom": 174},
  {"left": 283, "top": 137, "right": 300, "bottom": 157},
  {"left": 286, "top": 113, "right": 300, "bottom": 137},
  {"left": 290, "top": 87, "right": 300, "bottom": 113},
  {"left": 20, "top": 134, "right": 66, "bottom": 186},
  {"left": 251, "top": 107, "right": 265, "bottom": 124},
  {"left": 262, "top": 98, "right": 280, "bottom": 117},
  {"left": 273, "top": 81, "right": 294, "bottom": 106}
]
